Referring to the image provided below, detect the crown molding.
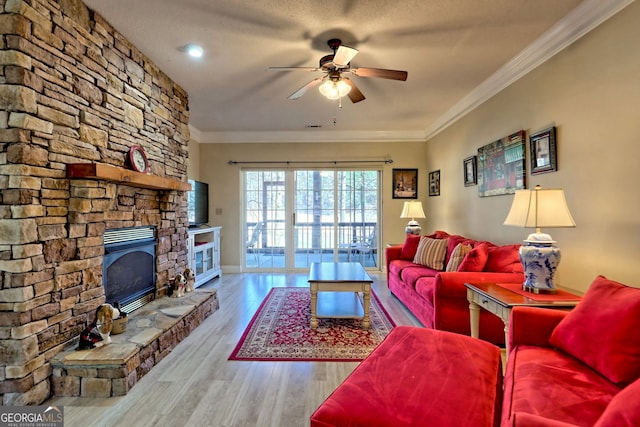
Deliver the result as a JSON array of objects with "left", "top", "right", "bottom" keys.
[
  {"left": 424, "top": 0, "right": 635, "bottom": 140},
  {"left": 193, "top": 129, "right": 428, "bottom": 144},
  {"left": 188, "top": 124, "right": 202, "bottom": 143}
]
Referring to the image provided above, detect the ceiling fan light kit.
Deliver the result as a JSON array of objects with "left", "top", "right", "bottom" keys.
[
  {"left": 319, "top": 78, "right": 351, "bottom": 100},
  {"left": 268, "top": 38, "right": 407, "bottom": 103}
]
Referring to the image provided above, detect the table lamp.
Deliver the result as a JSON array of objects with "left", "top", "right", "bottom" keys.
[
  {"left": 504, "top": 185, "right": 576, "bottom": 294},
  {"left": 400, "top": 201, "right": 426, "bottom": 235}
]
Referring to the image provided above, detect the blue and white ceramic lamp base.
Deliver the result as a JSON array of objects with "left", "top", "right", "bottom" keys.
[
  {"left": 519, "top": 234, "right": 561, "bottom": 294},
  {"left": 405, "top": 220, "right": 421, "bottom": 235}
]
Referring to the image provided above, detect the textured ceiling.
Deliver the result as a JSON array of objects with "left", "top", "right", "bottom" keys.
[{"left": 82, "top": 0, "right": 592, "bottom": 142}]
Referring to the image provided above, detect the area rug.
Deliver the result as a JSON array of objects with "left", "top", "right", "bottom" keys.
[{"left": 229, "top": 287, "right": 396, "bottom": 361}]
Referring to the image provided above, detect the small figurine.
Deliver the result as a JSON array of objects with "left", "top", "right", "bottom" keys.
[
  {"left": 184, "top": 268, "right": 195, "bottom": 293},
  {"left": 77, "top": 303, "right": 120, "bottom": 350},
  {"left": 172, "top": 273, "right": 186, "bottom": 298},
  {"left": 77, "top": 323, "right": 103, "bottom": 350},
  {"left": 96, "top": 303, "right": 120, "bottom": 344}
]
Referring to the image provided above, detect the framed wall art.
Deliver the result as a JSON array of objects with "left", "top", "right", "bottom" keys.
[
  {"left": 392, "top": 168, "right": 418, "bottom": 199},
  {"left": 463, "top": 156, "right": 477, "bottom": 186},
  {"left": 428, "top": 170, "right": 440, "bottom": 197},
  {"left": 530, "top": 126, "right": 557, "bottom": 175},
  {"left": 477, "top": 130, "right": 526, "bottom": 197}
]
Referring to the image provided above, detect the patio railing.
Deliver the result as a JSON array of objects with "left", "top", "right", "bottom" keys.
[{"left": 246, "top": 221, "right": 376, "bottom": 251}]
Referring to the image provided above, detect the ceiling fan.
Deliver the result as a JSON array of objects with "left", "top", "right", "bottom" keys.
[{"left": 268, "top": 39, "right": 408, "bottom": 103}]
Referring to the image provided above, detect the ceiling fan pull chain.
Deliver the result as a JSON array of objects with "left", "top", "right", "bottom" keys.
[{"left": 332, "top": 98, "right": 342, "bottom": 126}]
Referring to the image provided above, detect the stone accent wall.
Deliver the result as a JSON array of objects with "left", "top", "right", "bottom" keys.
[{"left": 0, "top": 0, "right": 191, "bottom": 405}]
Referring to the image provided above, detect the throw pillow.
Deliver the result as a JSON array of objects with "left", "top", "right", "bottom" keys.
[
  {"left": 484, "top": 244, "right": 523, "bottom": 273},
  {"left": 445, "top": 235, "right": 476, "bottom": 265},
  {"left": 445, "top": 243, "right": 472, "bottom": 272},
  {"left": 549, "top": 275, "right": 640, "bottom": 385},
  {"left": 426, "top": 230, "right": 450, "bottom": 239},
  {"left": 413, "top": 237, "right": 448, "bottom": 270},
  {"left": 400, "top": 234, "right": 421, "bottom": 260},
  {"left": 457, "top": 243, "right": 490, "bottom": 272}
]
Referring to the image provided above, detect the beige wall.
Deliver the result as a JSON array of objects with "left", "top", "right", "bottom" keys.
[
  {"left": 195, "top": 141, "right": 427, "bottom": 270},
  {"left": 425, "top": 2, "right": 640, "bottom": 292}
]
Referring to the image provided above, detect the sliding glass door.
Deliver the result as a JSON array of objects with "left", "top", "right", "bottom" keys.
[
  {"left": 243, "top": 169, "right": 380, "bottom": 271},
  {"left": 245, "top": 171, "right": 286, "bottom": 269}
]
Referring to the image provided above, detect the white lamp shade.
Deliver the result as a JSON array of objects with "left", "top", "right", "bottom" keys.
[
  {"left": 504, "top": 186, "right": 576, "bottom": 230},
  {"left": 400, "top": 201, "right": 426, "bottom": 219}
]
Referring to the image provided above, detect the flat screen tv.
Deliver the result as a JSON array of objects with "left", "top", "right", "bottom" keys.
[{"left": 187, "top": 179, "right": 209, "bottom": 227}]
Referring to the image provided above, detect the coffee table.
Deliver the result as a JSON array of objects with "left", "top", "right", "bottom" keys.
[{"left": 308, "top": 262, "right": 373, "bottom": 330}]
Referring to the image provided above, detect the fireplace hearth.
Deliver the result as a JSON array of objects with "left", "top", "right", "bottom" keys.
[
  {"left": 51, "top": 289, "right": 220, "bottom": 398},
  {"left": 103, "top": 227, "right": 157, "bottom": 313}
]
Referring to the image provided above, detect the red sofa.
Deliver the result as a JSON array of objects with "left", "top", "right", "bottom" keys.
[
  {"left": 503, "top": 276, "right": 640, "bottom": 426},
  {"left": 386, "top": 231, "right": 524, "bottom": 345}
]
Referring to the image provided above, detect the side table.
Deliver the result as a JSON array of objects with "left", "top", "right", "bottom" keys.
[{"left": 465, "top": 282, "right": 581, "bottom": 354}]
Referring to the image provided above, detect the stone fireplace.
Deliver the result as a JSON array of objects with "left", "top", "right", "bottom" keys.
[{"left": 0, "top": 0, "right": 199, "bottom": 405}]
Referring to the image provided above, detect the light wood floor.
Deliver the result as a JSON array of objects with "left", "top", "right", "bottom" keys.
[{"left": 46, "top": 271, "right": 421, "bottom": 427}]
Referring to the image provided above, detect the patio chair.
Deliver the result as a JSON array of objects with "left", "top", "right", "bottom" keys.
[
  {"left": 246, "top": 222, "right": 265, "bottom": 262},
  {"left": 352, "top": 229, "right": 377, "bottom": 266}
]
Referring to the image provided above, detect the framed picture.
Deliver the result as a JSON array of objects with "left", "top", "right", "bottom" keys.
[
  {"left": 392, "top": 168, "right": 418, "bottom": 199},
  {"left": 428, "top": 170, "right": 440, "bottom": 197},
  {"left": 463, "top": 156, "right": 477, "bottom": 186},
  {"left": 530, "top": 126, "right": 557, "bottom": 175},
  {"left": 477, "top": 130, "right": 526, "bottom": 197}
]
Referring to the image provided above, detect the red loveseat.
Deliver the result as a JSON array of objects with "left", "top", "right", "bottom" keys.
[
  {"left": 386, "top": 231, "right": 524, "bottom": 345},
  {"left": 503, "top": 276, "right": 640, "bottom": 426}
]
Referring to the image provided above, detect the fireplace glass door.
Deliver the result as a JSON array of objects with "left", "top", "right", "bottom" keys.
[{"left": 103, "top": 227, "right": 156, "bottom": 313}]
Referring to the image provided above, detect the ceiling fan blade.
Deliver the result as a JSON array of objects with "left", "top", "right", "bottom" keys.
[
  {"left": 343, "top": 78, "right": 365, "bottom": 103},
  {"left": 333, "top": 45, "right": 358, "bottom": 67},
  {"left": 350, "top": 67, "right": 408, "bottom": 81},
  {"left": 288, "top": 77, "right": 323, "bottom": 100},
  {"left": 268, "top": 66, "right": 320, "bottom": 72}
]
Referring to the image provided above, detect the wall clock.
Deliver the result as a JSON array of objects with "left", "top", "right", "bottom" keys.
[{"left": 128, "top": 145, "right": 149, "bottom": 173}]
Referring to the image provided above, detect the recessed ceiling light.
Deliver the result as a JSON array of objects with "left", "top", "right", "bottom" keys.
[{"left": 183, "top": 44, "right": 204, "bottom": 58}]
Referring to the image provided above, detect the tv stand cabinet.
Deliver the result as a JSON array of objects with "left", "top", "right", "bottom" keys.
[{"left": 187, "top": 226, "right": 222, "bottom": 287}]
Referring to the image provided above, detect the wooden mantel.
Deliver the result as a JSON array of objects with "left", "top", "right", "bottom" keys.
[{"left": 67, "top": 163, "right": 191, "bottom": 191}]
